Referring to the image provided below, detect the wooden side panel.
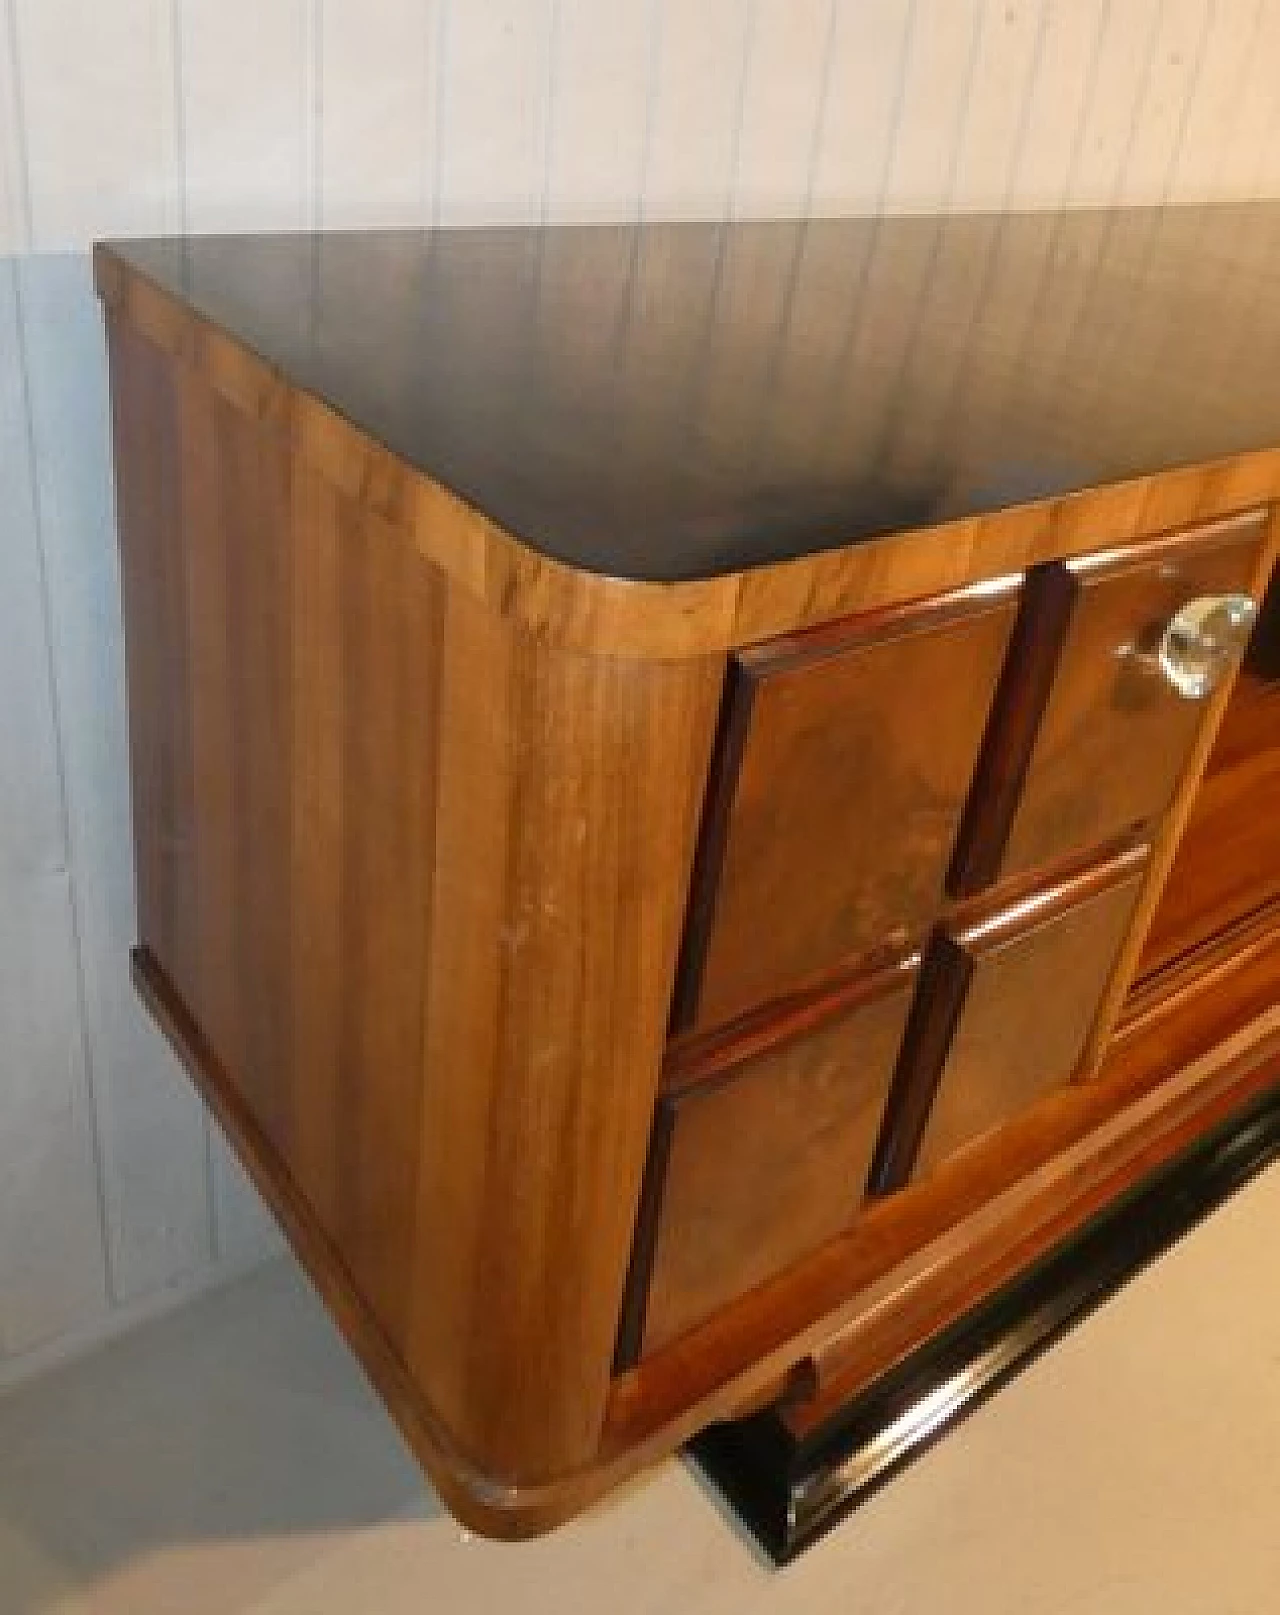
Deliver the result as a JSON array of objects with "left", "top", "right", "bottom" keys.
[
  {"left": 181, "top": 364, "right": 453, "bottom": 1343},
  {"left": 680, "top": 585, "right": 1018, "bottom": 1030},
  {"left": 405, "top": 588, "right": 724, "bottom": 1478},
  {"left": 110, "top": 320, "right": 197, "bottom": 994},
  {"left": 637, "top": 963, "right": 918, "bottom": 1358},
  {"left": 119, "top": 322, "right": 722, "bottom": 1487}
]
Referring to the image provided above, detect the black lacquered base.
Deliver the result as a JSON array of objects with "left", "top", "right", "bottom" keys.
[{"left": 689, "top": 1078, "right": 1280, "bottom": 1564}]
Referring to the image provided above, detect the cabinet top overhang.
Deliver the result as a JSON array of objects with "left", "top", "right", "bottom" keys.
[{"left": 93, "top": 206, "right": 1280, "bottom": 584}]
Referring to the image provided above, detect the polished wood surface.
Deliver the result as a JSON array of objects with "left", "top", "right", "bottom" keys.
[
  {"left": 947, "top": 564, "right": 1077, "bottom": 896},
  {"left": 1140, "top": 673, "right": 1280, "bottom": 977},
  {"left": 99, "top": 211, "right": 1280, "bottom": 1542},
  {"left": 634, "top": 958, "right": 918, "bottom": 1359},
  {"left": 782, "top": 1041, "right": 1280, "bottom": 1448},
  {"left": 97, "top": 208, "right": 1280, "bottom": 584},
  {"left": 912, "top": 846, "right": 1148, "bottom": 1177},
  {"left": 869, "top": 843, "right": 1148, "bottom": 1193},
  {"left": 109, "top": 308, "right": 726, "bottom": 1493},
  {"left": 94, "top": 215, "right": 1280, "bottom": 658},
  {"left": 992, "top": 512, "right": 1268, "bottom": 881},
  {"left": 676, "top": 583, "right": 1017, "bottom": 1031},
  {"left": 606, "top": 932, "right": 1280, "bottom": 1466},
  {"left": 1078, "top": 514, "right": 1280, "bottom": 1076}
]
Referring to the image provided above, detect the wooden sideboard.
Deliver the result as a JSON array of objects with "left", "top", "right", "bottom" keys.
[{"left": 95, "top": 206, "right": 1280, "bottom": 1551}]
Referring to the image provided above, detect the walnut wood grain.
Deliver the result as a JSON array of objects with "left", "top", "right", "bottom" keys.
[
  {"left": 109, "top": 314, "right": 726, "bottom": 1488},
  {"left": 912, "top": 844, "right": 1148, "bottom": 1178},
  {"left": 110, "top": 320, "right": 196, "bottom": 994},
  {"left": 99, "top": 212, "right": 1280, "bottom": 1541},
  {"left": 606, "top": 925, "right": 1280, "bottom": 1465},
  {"left": 401, "top": 586, "right": 724, "bottom": 1478},
  {"left": 784, "top": 1035, "right": 1280, "bottom": 1440},
  {"left": 994, "top": 511, "right": 1268, "bottom": 880},
  {"left": 676, "top": 583, "right": 1018, "bottom": 1030},
  {"left": 870, "top": 843, "right": 1149, "bottom": 1194},
  {"left": 1079, "top": 513, "right": 1280, "bottom": 1075},
  {"left": 1139, "top": 673, "right": 1280, "bottom": 978},
  {"left": 635, "top": 957, "right": 919, "bottom": 1359},
  {"left": 947, "top": 564, "right": 1077, "bottom": 896}
]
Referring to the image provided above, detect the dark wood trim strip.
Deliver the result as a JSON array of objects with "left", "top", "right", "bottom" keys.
[
  {"left": 947, "top": 562, "right": 1078, "bottom": 896},
  {"left": 733, "top": 573, "right": 1022, "bottom": 680},
  {"left": 612, "top": 1104, "right": 679, "bottom": 1373},
  {"left": 664, "top": 949, "right": 920, "bottom": 1097},
  {"left": 1121, "top": 894, "right": 1280, "bottom": 1032},
  {"left": 865, "top": 936, "right": 973, "bottom": 1197},
  {"left": 668, "top": 660, "right": 755, "bottom": 1032},
  {"left": 870, "top": 839, "right": 1152, "bottom": 1196}
]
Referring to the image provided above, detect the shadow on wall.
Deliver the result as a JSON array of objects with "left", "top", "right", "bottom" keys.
[
  {"left": 0, "top": 249, "right": 281, "bottom": 1410},
  {"left": 0, "top": 1261, "right": 439, "bottom": 1613}
]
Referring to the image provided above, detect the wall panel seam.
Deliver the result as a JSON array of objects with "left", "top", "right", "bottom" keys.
[
  {"left": 1, "top": 0, "right": 33, "bottom": 251},
  {"left": 10, "top": 265, "right": 115, "bottom": 1305}
]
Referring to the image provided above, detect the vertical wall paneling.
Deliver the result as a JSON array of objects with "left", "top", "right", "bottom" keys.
[
  {"left": 176, "top": 0, "right": 310, "bottom": 1263},
  {"left": 9, "top": 0, "right": 220, "bottom": 1318},
  {"left": 1117, "top": 0, "right": 1215, "bottom": 204},
  {"left": 947, "top": 1, "right": 1048, "bottom": 211},
  {"left": 0, "top": 0, "right": 26, "bottom": 253},
  {"left": 806, "top": 0, "right": 917, "bottom": 213},
  {"left": 1007, "top": 1, "right": 1111, "bottom": 210},
  {"left": 544, "top": 0, "right": 657, "bottom": 221},
  {"left": 6, "top": 0, "right": 1280, "bottom": 1380},
  {"left": 17, "top": 256, "right": 215, "bottom": 1303},
  {"left": 0, "top": 262, "right": 109, "bottom": 1356},
  {"left": 435, "top": 0, "right": 555, "bottom": 225},
  {"left": 1166, "top": 0, "right": 1266, "bottom": 200},
  {"left": 639, "top": 0, "right": 754, "bottom": 220},
  {"left": 179, "top": 0, "right": 312, "bottom": 232},
  {"left": 11, "top": 0, "right": 179, "bottom": 251},
  {"left": 318, "top": 0, "right": 440, "bottom": 229},
  {"left": 1061, "top": 0, "right": 1165, "bottom": 208},
  {"left": 882, "top": 0, "right": 984, "bottom": 209},
  {"left": 1234, "top": 3, "right": 1280, "bottom": 195},
  {"left": 731, "top": 0, "right": 834, "bottom": 218}
]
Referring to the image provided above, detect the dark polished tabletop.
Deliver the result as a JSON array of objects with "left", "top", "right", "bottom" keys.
[{"left": 104, "top": 204, "right": 1280, "bottom": 582}]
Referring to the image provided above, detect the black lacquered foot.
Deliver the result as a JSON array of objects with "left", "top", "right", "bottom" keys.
[{"left": 689, "top": 1078, "right": 1280, "bottom": 1564}]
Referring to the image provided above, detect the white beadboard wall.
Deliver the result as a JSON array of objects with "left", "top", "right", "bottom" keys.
[{"left": 2, "top": 0, "right": 1280, "bottom": 1386}]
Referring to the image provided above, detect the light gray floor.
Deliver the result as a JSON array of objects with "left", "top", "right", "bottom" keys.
[{"left": 4, "top": 1164, "right": 1280, "bottom": 1615}]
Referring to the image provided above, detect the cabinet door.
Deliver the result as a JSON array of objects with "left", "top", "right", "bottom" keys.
[
  {"left": 869, "top": 843, "right": 1149, "bottom": 1193},
  {"left": 951, "top": 509, "right": 1268, "bottom": 892},
  {"left": 623, "top": 959, "right": 919, "bottom": 1360},
  {"left": 674, "top": 581, "right": 1018, "bottom": 1032}
]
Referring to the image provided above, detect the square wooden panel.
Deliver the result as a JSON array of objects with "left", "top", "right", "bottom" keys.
[
  {"left": 622, "top": 958, "right": 919, "bottom": 1361},
  {"left": 951, "top": 509, "right": 1270, "bottom": 893},
  {"left": 869, "top": 843, "right": 1149, "bottom": 1194},
  {"left": 673, "top": 581, "right": 1020, "bottom": 1033}
]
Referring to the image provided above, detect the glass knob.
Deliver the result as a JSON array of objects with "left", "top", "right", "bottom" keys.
[{"left": 1157, "top": 593, "right": 1258, "bottom": 700}]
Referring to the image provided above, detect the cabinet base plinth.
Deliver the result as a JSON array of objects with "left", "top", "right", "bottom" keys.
[{"left": 690, "top": 1077, "right": 1280, "bottom": 1564}]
